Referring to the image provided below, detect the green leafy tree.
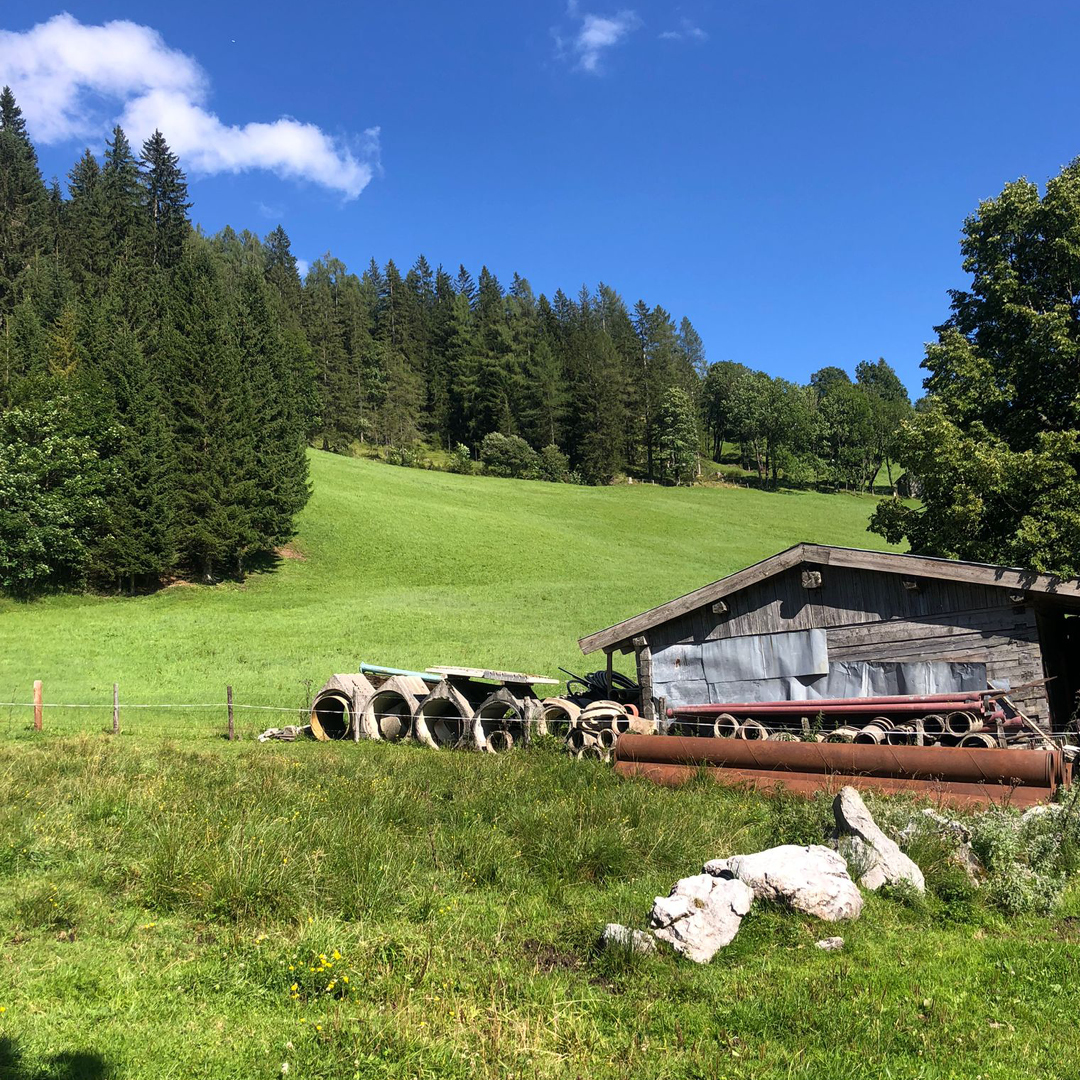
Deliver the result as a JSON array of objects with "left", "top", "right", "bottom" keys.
[
  {"left": 657, "top": 386, "right": 699, "bottom": 484},
  {"left": 871, "top": 159, "right": 1080, "bottom": 573}
]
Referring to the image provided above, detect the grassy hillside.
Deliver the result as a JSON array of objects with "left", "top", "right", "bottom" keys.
[
  {"left": 0, "top": 450, "right": 898, "bottom": 737},
  {"left": 4, "top": 452, "right": 1078, "bottom": 1080}
]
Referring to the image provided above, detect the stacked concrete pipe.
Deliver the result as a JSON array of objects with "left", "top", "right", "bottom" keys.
[
  {"left": 310, "top": 674, "right": 378, "bottom": 740},
  {"left": 362, "top": 675, "right": 430, "bottom": 742},
  {"left": 413, "top": 679, "right": 480, "bottom": 749}
]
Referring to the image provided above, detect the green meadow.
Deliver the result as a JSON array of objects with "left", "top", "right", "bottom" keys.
[
  {"left": 0, "top": 449, "right": 897, "bottom": 737},
  {"left": 4, "top": 452, "right": 1076, "bottom": 1080}
]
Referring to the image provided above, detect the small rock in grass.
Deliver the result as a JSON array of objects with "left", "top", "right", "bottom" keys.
[
  {"left": 1022, "top": 803, "right": 1064, "bottom": 823},
  {"left": 815, "top": 936, "right": 844, "bottom": 951},
  {"left": 705, "top": 844, "right": 863, "bottom": 922},
  {"left": 600, "top": 923, "right": 657, "bottom": 955},
  {"left": 649, "top": 874, "right": 754, "bottom": 963},
  {"left": 833, "top": 787, "right": 925, "bottom": 893}
]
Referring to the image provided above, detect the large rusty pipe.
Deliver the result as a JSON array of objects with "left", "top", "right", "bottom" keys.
[
  {"left": 669, "top": 693, "right": 987, "bottom": 714},
  {"left": 614, "top": 734, "right": 1068, "bottom": 789},
  {"left": 612, "top": 760, "right": 1053, "bottom": 809}
]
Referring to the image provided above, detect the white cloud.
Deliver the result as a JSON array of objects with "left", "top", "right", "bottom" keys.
[
  {"left": 295, "top": 258, "right": 310, "bottom": 280},
  {"left": 0, "top": 13, "right": 378, "bottom": 199},
  {"left": 660, "top": 19, "right": 708, "bottom": 43},
  {"left": 559, "top": 8, "right": 640, "bottom": 73}
]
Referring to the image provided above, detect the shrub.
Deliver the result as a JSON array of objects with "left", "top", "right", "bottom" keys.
[
  {"left": 479, "top": 432, "right": 540, "bottom": 479},
  {"left": 384, "top": 444, "right": 423, "bottom": 469},
  {"left": 447, "top": 442, "right": 473, "bottom": 474},
  {"left": 538, "top": 444, "right": 570, "bottom": 483}
]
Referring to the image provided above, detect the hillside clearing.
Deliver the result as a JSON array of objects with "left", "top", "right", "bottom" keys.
[{"left": 0, "top": 450, "right": 898, "bottom": 738}]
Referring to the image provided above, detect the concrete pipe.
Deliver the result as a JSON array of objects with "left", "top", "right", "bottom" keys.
[
  {"left": 579, "top": 700, "right": 625, "bottom": 733},
  {"left": 947, "top": 711, "right": 982, "bottom": 737},
  {"left": 737, "top": 719, "right": 771, "bottom": 741},
  {"left": 825, "top": 726, "right": 860, "bottom": 743},
  {"left": 869, "top": 716, "right": 895, "bottom": 730},
  {"left": 566, "top": 726, "right": 597, "bottom": 752},
  {"left": 413, "top": 680, "right": 475, "bottom": 750},
  {"left": 885, "top": 724, "right": 917, "bottom": 745},
  {"left": 923, "top": 714, "right": 947, "bottom": 736},
  {"left": 853, "top": 725, "right": 888, "bottom": 745},
  {"left": 361, "top": 675, "right": 429, "bottom": 742},
  {"left": 473, "top": 688, "right": 530, "bottom": 753},
  {"left": 541, "top": 697, "right": 581, "bottom": 740},
  {"left": 771, "top": 731, "right": 802, "bottom": 742},
  {"left": 597, "top": 727, "right": 618, "bottom": 751},
  {"left": 310, "top": 674, "right": 377, "bottom": 741},
  {"left": 713, "top": 713, "right": 740, "bottom": 739},
  {"left": 960, "top": 731, "right": 998, "bottom": 749}
]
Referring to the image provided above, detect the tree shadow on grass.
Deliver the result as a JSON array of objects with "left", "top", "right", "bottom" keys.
[{"left": 0, "top": 1037, "right": 112, "bottom": 1080}]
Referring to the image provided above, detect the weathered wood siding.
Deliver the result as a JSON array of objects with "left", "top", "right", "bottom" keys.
[{"left": 645, "top": 565, "right": 1049, "bottom": 724}]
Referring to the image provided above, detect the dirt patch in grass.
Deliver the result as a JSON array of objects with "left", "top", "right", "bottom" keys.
[
  {"left": 523, "top": 938, "right": 582, "bottom": 974},
  {"left": 275, "top": 544, "right": 306, "bottom": 561}
]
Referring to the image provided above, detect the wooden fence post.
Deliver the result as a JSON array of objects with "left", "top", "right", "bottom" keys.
[
  {"left": 227, "top": 685, "right": 234, "bottom": 741},
  {"left": 33, "top": 680, "right": 42, "bottom": 731},
  {"left": 113, "top": 683, "right": 119, "bottom": 734}
]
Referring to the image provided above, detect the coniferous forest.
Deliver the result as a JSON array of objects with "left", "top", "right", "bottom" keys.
[{"left": 0, "top": 88, "right": 913, "bottom": 596}]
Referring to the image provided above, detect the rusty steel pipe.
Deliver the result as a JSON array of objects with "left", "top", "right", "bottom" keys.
[
  {"left": 614, "top": 733, "right": 1068, "bottom": 789},
  {"left": 612, "top": 760, "right": 1053, "bottom": 809},
  {"left": 668, "top": 693, "right": 987, "bottom": 714}
]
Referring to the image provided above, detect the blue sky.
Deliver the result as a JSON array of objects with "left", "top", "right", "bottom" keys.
[{"left": 3, "top": 2, "right": 1079, "bottom": 396}]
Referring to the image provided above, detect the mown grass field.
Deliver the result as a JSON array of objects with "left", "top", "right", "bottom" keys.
[
  {"left": 0, "top": 449, "right": 898, "bottom": 737},
  {"left": 4, "top": 451, "right": 1075, "bottom": 1080}
]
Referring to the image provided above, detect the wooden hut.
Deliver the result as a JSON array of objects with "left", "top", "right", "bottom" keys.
[{"left": 579, "top": 544, "right": 1080, "bottom": 733}]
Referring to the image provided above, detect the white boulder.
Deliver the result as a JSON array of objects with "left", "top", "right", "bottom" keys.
[
  {"left": 649, "top": 873, "right": 754, "bottom": 963},
  {"left": 705, "top": 844, "right": 863, "bottom": 922},
  {"left": 833, "top": 787, "right": 925, "bottom": 893}
]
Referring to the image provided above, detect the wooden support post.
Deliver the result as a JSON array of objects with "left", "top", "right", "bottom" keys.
[
  {"left": 352, "top": 685, "right": 361, "bottom": 743},
  {"left": 227, "top": 685, "right": 234, "bottom": 741},
  {"left": 605, "top": 650, "right": 614, "bottom": 698},
  {"left": 914, "top": 717, "right": 924, "bottom": 747},
  {"left": 633, "top": 636, "right": 655, "bottom": 724},
  {"left": 112, "top": 683, "right": 119, "bottom": 735},
  {"left": 33, "top": 680, "right": 42, "bottom": 731}
]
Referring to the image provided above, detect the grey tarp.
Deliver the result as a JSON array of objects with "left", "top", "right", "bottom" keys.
[{"left": 653, "top": 629, "right": 987, "bottom": 709}]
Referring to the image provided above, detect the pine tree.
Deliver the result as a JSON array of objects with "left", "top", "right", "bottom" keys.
[
  {"left": 141, "top": 130, "right": 191, "bottom": 269},
  {"left": 0, "top": 87, "right": 49, "bottom": 313},
  {"left": 102, "top": 126, "right": 146, "bottom": 263},
  {"left": 167, "top": 241, "right": 258, "bottom": 579},
  {"left": 62, "top": 150, "right": 113, "bottom": 297},
  {"left": 264, "top": 225, "right": 303, "bottom": 314}
]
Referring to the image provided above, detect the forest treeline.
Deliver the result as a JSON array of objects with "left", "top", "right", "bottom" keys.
[{"left": 0, "top": 88, "right": 911, "bottom": 596}]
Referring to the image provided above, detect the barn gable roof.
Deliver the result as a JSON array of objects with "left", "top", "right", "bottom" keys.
[{"left": 578, "top": 543, "right": 1080, "bottom": 655}]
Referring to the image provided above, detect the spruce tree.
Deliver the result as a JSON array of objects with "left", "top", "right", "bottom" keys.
[
  {"left": 0, "top": 87, "right": 49, "bottom": 313},
  {"left": 141, "top": 130, "right": 191, "bottom": 269},
  {"left": 102, "top": 126, "right": 146, "bottom": 263}
]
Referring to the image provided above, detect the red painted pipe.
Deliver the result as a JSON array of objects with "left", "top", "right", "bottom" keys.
[
  {"left": 612, "top": 760, "right": 1053, "bottom": 809},
  {"left": 670, "top": 693, "right": 987, "bottom": 713},
  {"left": 669, "top": 701, "right": 985, "bottom": 717},
  {"left": 615, "top": 733, "right": 1068, "bottom": 789}
]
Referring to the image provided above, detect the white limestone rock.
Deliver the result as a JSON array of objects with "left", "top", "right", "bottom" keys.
[
  {"left": 600, "top": 923, "right": 657, "bottom": 955},
  {"left": 705, "top": 844, "right": 863, "bottom": 922},
  {"left": 649, "top": 873, "right": 754, "bottom": 963},
  {"left": 833, "top": 786, "right": 925, "bottom": 893}
]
